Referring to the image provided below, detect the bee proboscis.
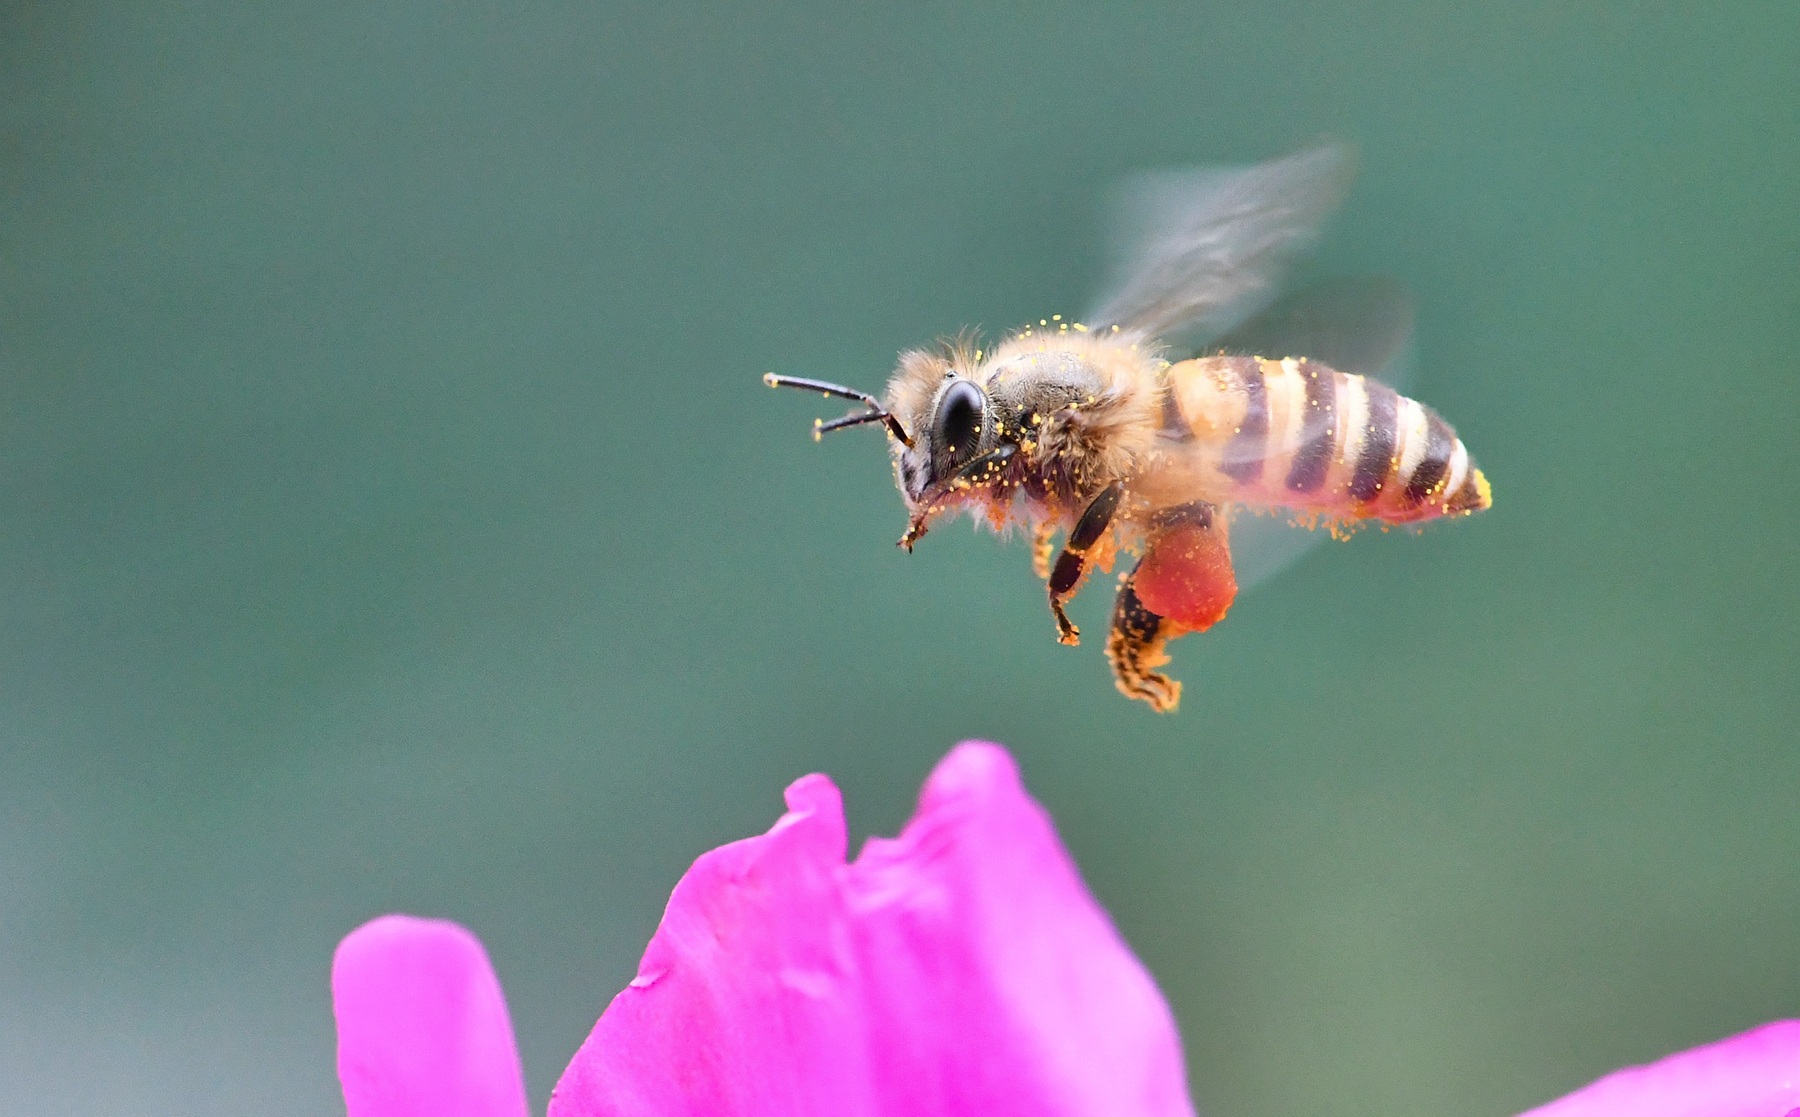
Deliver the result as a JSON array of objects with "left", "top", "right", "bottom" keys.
[{"left": 766, "top": 143, "right": 1491, "bottom": 712}]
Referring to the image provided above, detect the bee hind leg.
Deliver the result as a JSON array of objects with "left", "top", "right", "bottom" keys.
[
  {"left": 1105, "top": 501, "right": 1238, "bottom": 714},
  {"left": 1105, "top": 578, "right": 1188, "bottom": 713},
  {"left": 1047, "top": 481, "right": 1125, "bottom": 646}
]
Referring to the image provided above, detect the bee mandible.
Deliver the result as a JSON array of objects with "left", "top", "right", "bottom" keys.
[{"left": 766, "top": 143, "right": 1491, "bottom": 712}]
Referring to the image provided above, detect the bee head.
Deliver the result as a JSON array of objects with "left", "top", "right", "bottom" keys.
[{"left": 897, "top": 376, "right": 995, "bottom": 504}]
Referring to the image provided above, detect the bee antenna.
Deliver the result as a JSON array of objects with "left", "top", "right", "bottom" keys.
[{"left": 763, "top": 373, "right": 913, "bottom": 447}]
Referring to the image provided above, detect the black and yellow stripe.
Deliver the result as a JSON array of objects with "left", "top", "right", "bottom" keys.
[
  {"left": 1218, "top": 358, "right": 1268, "bottom": 483},
  {"left": 1164, "top": 355, "right": 1492, "bottom": 524},
  {"left": 1348, "top": 378, "right": 1398, "bottom": 503},
  {"left": 1283, "top": 358, "right": 1336, "bottom": 494}
]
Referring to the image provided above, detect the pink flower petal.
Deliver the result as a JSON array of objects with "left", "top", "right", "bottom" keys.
[
  {"left": 1519, "top": 1020, "right": 1800, "bottom": 1117},
  {"left": 333, "top": 914, "right": 530, "bottom": 1117},
  {"left": 550, "top": 741, "right": 1195, "bottom": 1117}
]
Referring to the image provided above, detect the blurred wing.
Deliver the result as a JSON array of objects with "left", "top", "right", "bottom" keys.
[
  {"left": 1224, "top": 510, "right": 1332, "bottom": 596},
  {"left": 1087, "top": 142, "right": 1355, "bottom": 346},
  {"left": 1209, "top": 274, "right": 1415, "bottom": 392},
  {"left": 1209, "top": 276, "right": 1418, "bottom": 594}
]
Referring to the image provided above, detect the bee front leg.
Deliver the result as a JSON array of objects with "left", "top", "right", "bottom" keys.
[{"left": 1047, "top": 481, "right": 1125, "bottom": 646}]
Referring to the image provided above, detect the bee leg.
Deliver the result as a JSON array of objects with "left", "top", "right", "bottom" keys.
[
  {"left": 1047, "top": 481, "right": 1125, "bottom": 646},
  {"left": 1105, "top": 577, "right": 1188, "bottom": 714},
  {"left": 1105, "top": 501, "right": 1237, "bottom": 714},
  {"left": 1032, "top": 521, "right": 1056, "bottom": 581},
  {"left": 898, "top": 515, "right": 929, "bottom": 551}
]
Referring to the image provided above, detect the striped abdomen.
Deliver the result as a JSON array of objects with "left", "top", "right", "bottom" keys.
[{"left": 1161, "top": 355, "right": 1491, "bottom": 523}]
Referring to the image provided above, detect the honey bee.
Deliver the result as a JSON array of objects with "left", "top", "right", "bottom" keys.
[{"left": 766, "top": 143, "right": 1491, "bottom": 712}]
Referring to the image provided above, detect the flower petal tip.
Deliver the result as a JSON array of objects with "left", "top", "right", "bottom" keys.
[
  {"left": 781, "top": 770, "right": 846, "bottom": 826},
  {"left": 333, "top": 914, "right": 529, "bottom": 1117},
  {"left": 931, "top": 738, "right": 1020, "bottom": 787}
]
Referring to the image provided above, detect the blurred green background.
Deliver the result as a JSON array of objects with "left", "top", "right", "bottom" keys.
[{"left": 2, "top": 0, "right": 1796, "bottom": 1112}]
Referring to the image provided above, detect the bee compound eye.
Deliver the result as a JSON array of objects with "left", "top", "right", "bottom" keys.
[{"left": 935, "top": 380, "right": 985, "bottom": 465}]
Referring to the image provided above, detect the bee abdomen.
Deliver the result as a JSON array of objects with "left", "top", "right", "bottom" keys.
[
  {"left": 1167, "top": 356, "right": 1491, "bottom": 523},
  {"left": 1344, "top": 373, "right": 1490, "bottom": 521}
]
